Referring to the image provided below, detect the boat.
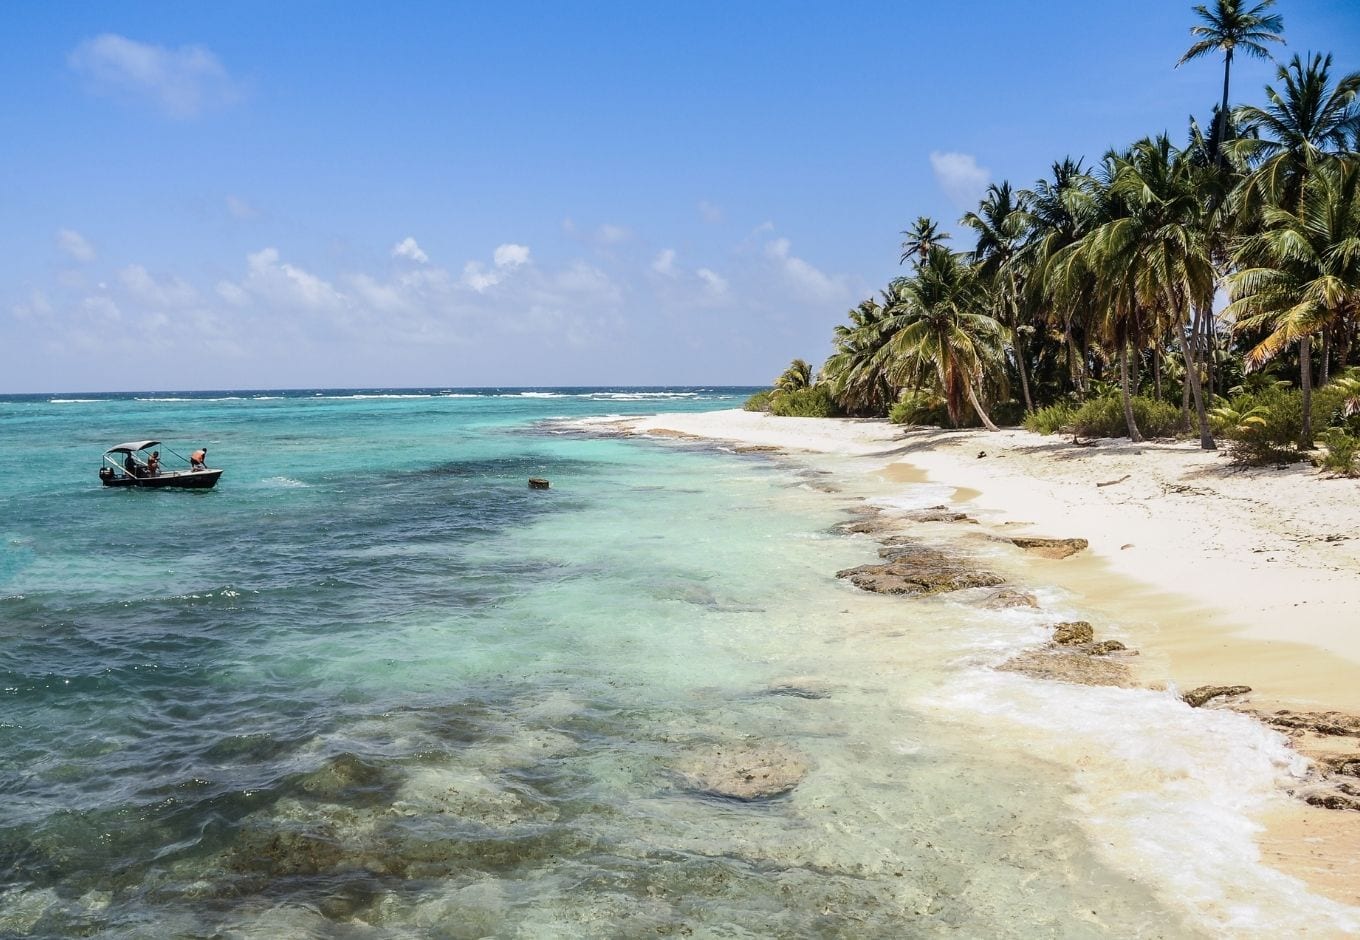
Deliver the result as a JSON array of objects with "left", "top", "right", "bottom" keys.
[{"left": 99, "top": 441, "right": 223, "bottom": 490}]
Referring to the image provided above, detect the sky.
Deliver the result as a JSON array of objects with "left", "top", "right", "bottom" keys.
[{"left": 1, "top": 1, "right": 1357, "bottom": 393}]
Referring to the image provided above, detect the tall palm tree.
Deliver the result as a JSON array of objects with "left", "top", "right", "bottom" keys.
[
  {"left": 887, "top": 247, "right": 1006, "bottom": 431},
  {"left": 899, "top": 216, "right": 951, "bottom": 267},
  {"left": 1020, "top": 158, "right": 1098, "bottom": 396},
  {"left": 1234, "top": 52, "right": 1360, "bottom": 213},
  {"left": 962, "top": 182, "right": 1037, "bottom": 412},
  {"left": 1227, "top": 157, "right": 1360, "bottom": 449},
  {"left": 1176, "top": 0, "right": 1285, "bottom": 164},
  {"left": 1110, "top": 135, "right": 1219, "bottom": 448}
]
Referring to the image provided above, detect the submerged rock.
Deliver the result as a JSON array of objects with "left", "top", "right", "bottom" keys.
[
  {"left": 980, "top": 589, "right": 1040, "bottom": 609},
  {"left": 1006, "top": 537, "right": 1089, "bottom": 559},
  {"left": 836, "top": 539, "right": 1005, "bottom": 597},
  {"left": 1182, "top": 685, "right": 1253, "bottom": 708},
  {"left": 765, "top": 677, "right": 832, "bottom": 700},
  {"left": 1051, "top": 621, "right": 1094, "bottom": 646},
  {"left": 676, "top": 743, "right": 809, "bottom": 801}
]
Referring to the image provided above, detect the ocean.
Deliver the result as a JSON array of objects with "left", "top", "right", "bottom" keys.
[{"left": 0, "top": 388, "right": 1353, "bottom": 937}]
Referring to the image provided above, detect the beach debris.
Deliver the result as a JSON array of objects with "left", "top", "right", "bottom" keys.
[
  {"left": 977, "top": 451, "right": 986, "bottom": 458},
  {"left": 528, "top": 477, "right": 550, "bottom": 489},
  {"left": 981, "top": 588, "right": 1039, "bottom": 609},
  {"left": 1182, "top": 685, "right": 1253, "bottom": 708},
  {"left": 1006, "top": 536, "right": 1089, "bottom": 559},
  {"left": 1096, "top": 474, "right": 1131, "bottom": 487},
  {"left": 675, "top": 743, "right": 809, "bottom": 801},
  {"left": 838, "top": 540, "right": 1005, "bottom": 596},
  {"left": 1051, "top": 621, "right": 1094, "bottom": 646}
]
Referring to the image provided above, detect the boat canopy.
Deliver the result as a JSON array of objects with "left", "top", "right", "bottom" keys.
[{"left": 105, "top": 440, "right": 161, "bottom": 455}]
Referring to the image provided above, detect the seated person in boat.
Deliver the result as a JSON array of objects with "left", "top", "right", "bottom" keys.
[
  {"left": 190, "top": 448, "right": 207, "bottom": 470},
  {"left": 147, "top": 451, "right": 160, "bottom": 476},
  {"left": 124, "top": 454, "right": 140, "bottom": 478}
]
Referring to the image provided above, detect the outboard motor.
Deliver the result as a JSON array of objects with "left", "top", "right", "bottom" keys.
[{"left": 99, "top": 466, "right": 114, "bottom": 483}]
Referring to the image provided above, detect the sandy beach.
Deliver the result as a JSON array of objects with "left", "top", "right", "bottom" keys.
[{"left": 593, "top": 408, "right": 1360, "bottom": 909}]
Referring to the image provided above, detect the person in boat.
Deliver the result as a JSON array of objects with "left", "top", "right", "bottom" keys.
[
  {"left": 147, "top": 451, "right": 160, "bottom": 476},
  {"left": 124, "top": 453, "right": 139, "bottom": 478},
  {"left": 190, "top": 448, "right": 207, "bottom": 470}
]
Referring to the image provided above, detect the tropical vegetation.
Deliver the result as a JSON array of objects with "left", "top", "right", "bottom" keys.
[{"left": 755, "top": 1, "right": 1359, "bottom": 470}]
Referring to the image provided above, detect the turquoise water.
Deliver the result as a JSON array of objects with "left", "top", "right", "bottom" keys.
[{"left": 0, "top": 389, "right": 1346, "bottom": 937}]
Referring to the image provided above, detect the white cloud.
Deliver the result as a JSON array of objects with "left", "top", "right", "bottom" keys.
[
  {"left": 930, "top": 151, "right": 991, "bottom": 208},
  {"left": 696, "top": 267, "right": 728, "bottom": 297},
  {"left": 57, "top": 229, "right": 95, "bottom": 262},
  {"left": 226, "top": 195, "right": 259, "bottom": 220},
  {"left": 120, "top": 264, "right": 198, "bottom": 307},
  {"left": 698, "top": 200, "right": 723, "bottom": 224},
  {"left": 240, "top": 247, "right": 345, "bottom": 309},
  {"left": 493, "top": 243, "right": 530, "bottom": 268},
  {"left": 392, "top": 237, "right": 429, "bottom": 264},
  {"left": 651, "top": 249, "right": 678, "bottom": 277},
  {"left": 68, "top": 33, "right": 238, "bottom": 119},
  {"left": 764, "top": 238, "right": 845, "bottom": 303},
  {"left": 216, "top": 280, "right": 249, "bottom": 306}
]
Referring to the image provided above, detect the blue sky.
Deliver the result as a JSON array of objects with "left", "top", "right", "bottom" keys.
[{"left": 2, "top": 1, "right": 1357, "bottom": 392}]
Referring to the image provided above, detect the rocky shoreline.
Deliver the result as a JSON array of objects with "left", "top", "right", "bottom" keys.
[{"left": 829, "top": 498, "right": 1360, "bottom": 817}]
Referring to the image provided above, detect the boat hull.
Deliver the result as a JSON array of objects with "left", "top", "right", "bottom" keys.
[{"left": 102, "top": 470, "right": 223, "bottom": 490}]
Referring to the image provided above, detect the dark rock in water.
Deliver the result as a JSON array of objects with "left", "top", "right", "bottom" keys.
[
  {"left": 1007, "top": 537, "right": 1089, "bottom": 559},
  {"left": 1051, "top": 621, "right": 1094, "bottom": 646},
  {"left": 1182, "top": 685, "right": 1253, "bottom": 708},
  {"left": 832, "top": 517, "right": 891, "bottom": 536},
  {"left": 676, "top": 743, "right": 809, "bottom": 800},
  {"left": 980, "top": 589, "right": 1040, "bottom": 609},
  {"left": 1301, "top": 788, "right": 1360, "bottom": 812},
  {"left": 837, "top": 560, "right": 1004, "bottom": 596},
  {"left": 732, "top": 444, "right": 783, "bottom": 454},
  {"left": 765, "top": 677, "right": 832, "bottom": 700},
  {"left": 1086, "top": 640, "right": 1129, "bottom": 656},
  {"left": 296, "top": 753, "right": 394, "bottom": 804},
  {"left": 528, "top": 477, "right": 550, "bottom": 489},
  {"left": 995, "top": 648, "right": 1135, "bottom": 688}
]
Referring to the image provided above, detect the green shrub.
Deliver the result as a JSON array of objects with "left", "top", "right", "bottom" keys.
[
  {"left": 1071, "top": 395, "right": 1183, "bottom": 439},
  {"left": 769, "top": 385, "right": 841, "bottom": 417},
  {"left": 1023, "top": 402, "right": 1078, "bottom": 435},
  {"left": 743, "top": 389, "right": 774, "bottom": 412},
  {"left": 889, "top": 389, "right": 948, "bottom": 426},
  {"left": 1318, "top": 428, "right": 1360, "bottom": 476}
]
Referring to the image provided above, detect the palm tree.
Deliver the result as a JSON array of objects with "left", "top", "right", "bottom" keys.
[
  {"left": 962, "top": 182, "right": 1036, "bottom": 412},
  {"left": 1176, "top": 0, "right": 1285, "bottom": 164},
  {"left": 1020, "top": 158, "right": 1097, "bottom": 396},
  {"left": 1234, "top": 52, "right": 1360, "bottom": 213},
  {"left": 822, "top": 297, "right": 896, "bottom": 415},
  {"left": 899, "top": 216, "right": 951, "bottom": 267},
  {"left": 1227, "top": 158, "right": 1360, "bottom": 449},
  {"left": 1111, "top": 135, "right": 1219, "bottom": 448},
  {"left": 887, "top": 247, "right": 1006, "bottom": 430},
  {"left": 773, "top": 359, "right": 813, "bottom": 395}
]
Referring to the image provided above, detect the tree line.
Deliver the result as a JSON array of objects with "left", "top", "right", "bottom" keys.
[{"left": 760, "top": 1, "right": 1360, "bottom": 466}]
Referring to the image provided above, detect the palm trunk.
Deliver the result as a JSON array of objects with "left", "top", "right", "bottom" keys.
[
  {"left": 1184, "top": 307, "right": 1216, "bottom": 450},
  {"left": 1153, "top": 345, "right": 1163, "bottom": 400},
  {"left": 1215, "top": 52, "right": 1232, "bottom": 164},
  {"left": 1321, "top": 328, "right": 1332, "bottom": 385},
  {"left": 1119, "top": 342, "right": 1144, "bottom": 443},
  {"left": 1007, "top": 273, "right": 1035, "bottom": 414},
  {"left": 964, "top": 378, "right": 999, "bottom": 432},
  {"left": 1299, "top": 334, "right": 1314, "bottom": 450}
]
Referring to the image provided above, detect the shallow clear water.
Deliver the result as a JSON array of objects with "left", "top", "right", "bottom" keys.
[{"left": 0, "top": 389, "right": 1353, "bottom": 937}]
